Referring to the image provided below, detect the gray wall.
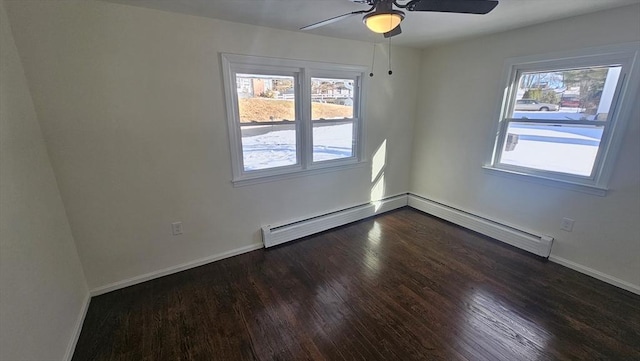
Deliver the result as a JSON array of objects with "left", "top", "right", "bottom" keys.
[
  {"left": 2, "top": 1, "right": 638, "bottom": 359},
  {"left": 0, "top": 1, "right": 88, "bottom": 359},
  {"left": 410, "top": 4, "right": 640, "bottom": 288},
  {"left": 5, "top": 0, "right": 421, "bottom": 290}
]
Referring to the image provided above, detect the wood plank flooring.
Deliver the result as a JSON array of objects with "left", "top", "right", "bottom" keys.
[{"left": 72, "top": 208, "right": 640, "bottom": 360}]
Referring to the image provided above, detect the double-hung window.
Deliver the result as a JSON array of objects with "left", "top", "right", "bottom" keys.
[
  {"left": 221, "top": 54, "right": 365, "bottom": 185},
  {"left": 486, "top": 43, "right": 640, "bottom": 194}
]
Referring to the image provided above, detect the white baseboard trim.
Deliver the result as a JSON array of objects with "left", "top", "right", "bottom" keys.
[
  {"left": 262, "top": 194, "right": 408, "bottom": 248},
  {"left": 90, "top": 243, "right": 264, "bottom": 296},
  {"left": 549, "top": 255, "right": 640, "bottom": 295},
  {"left": 407, "top": 194, "right": 553, "bottom": 258},
  {"left": 405, "top": 194, "right": 638, "bottom": 294},
  {"left": 86, "top": 194, "right": 637, "bottom": 305},
  {"left": 90, "top": 195, "right": 407, "bottom": 295},
  {"left": 64, "top": 293, "right": 90, "bottom": 361}
]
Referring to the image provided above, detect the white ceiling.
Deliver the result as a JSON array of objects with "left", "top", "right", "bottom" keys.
[{"left": 101, "top": 0, "right": 640, "bottom": 48}]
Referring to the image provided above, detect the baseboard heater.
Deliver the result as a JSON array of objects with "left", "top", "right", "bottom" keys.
[
  {"left": 262, "top": 194, "right": 408, "bottom": 248},
  {"left": 408, "top": 194, "right": 554, "bottom": 258}
]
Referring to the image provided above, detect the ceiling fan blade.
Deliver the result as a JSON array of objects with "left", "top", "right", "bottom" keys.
[
  {"left": 300, "top": 9, "right": 373, "bottom": 31},
  {"left": 384, "top": 25, "right": 402, "bottom": 38},
  {"left": 409, "top": 0, "right": 498, "bottom": 15}
]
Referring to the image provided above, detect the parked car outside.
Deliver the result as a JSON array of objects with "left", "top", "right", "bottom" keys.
[
  {"left": 560, "top": 97, "right": 581, "bottom": 107},
  {"left": 515, "top": 99, "right": 559, "bottom": 111}
]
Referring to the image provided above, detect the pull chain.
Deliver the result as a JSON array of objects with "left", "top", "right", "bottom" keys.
[
  {"left": 369, "top": 43, "right": 376, "bottom": 77},
  {"left": 388, "top": 37, "right": 392, "bottom": 75}
]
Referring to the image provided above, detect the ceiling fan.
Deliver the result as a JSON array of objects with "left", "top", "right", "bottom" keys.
[{"left": 300, "top": 0, "right": 499, "bottom": 38}]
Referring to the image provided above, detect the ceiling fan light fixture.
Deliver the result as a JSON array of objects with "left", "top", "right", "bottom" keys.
[{"left": 363, "top": 10, "right": 404, "bottom": 34}]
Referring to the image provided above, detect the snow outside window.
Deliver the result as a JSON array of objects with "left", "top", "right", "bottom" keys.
[
  {"left": 221, "top": 54, "right": 366, "bottom": 186},
  {"left": 486, "top": 43, "right": 640, "bottom": 194}
]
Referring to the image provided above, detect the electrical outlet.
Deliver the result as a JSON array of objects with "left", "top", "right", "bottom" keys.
[
  {"left": 560, "top": 218, "right": 575, "bottom": 232},
  {"left": 171, "top": 222, "right": 183, "bottom": 236}
]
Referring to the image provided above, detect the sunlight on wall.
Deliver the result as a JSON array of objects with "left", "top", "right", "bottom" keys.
[
  {"left": 370, "top": 173, "right": 385, "bottom": 210},
  {"left": 371, "top": 139, "right": 387, "bottom": 182},
  {"left": 371, "top": 140, "right": 387, "bottom": 211}
]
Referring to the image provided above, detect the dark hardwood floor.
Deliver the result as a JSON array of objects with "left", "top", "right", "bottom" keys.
[{"left": 72, "top": 208, "right": 640, "bottom": 360}]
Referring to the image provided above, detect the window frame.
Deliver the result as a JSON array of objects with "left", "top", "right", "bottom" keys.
[
  {"left": 309, "top": 71, "right": 361, "bottom": 167},
  {"left": 485, "top": 43, "right": 640, "bottom": 195},
  {"left": 221, "top": 54, "right": 367, "bottom": 186}
]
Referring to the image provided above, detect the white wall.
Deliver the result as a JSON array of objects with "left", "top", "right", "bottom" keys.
[
  {"left": 4, "top": 0, "right": 420, "bottom": 290},
  {"left": 0, "top": 1, "right": 89, "bottom": 359},
  {"left": 2, "top": 1, "right": 636, "bottom": 358},
  {"left": 410, "top": 4, "right": 640, "bottom": 288}
]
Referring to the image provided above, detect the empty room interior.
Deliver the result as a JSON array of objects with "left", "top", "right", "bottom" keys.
[{"left": 1, "top": 0, "right": 639, "bottom": 360}]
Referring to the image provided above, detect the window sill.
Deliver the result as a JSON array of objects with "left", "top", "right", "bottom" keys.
[
  {"left": 482, "top": 165, "right": 608, "bottom": 196},
  {"left": 232, "top": 161, "right": 368, "bottom": 187}
]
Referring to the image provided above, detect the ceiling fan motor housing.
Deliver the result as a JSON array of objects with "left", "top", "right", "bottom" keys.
[
  {"left": 303, "top": 0, "right": 498, "bottom": 34},
  {"left": 350, "top": 0, "right": 393, "bottom": 8}
]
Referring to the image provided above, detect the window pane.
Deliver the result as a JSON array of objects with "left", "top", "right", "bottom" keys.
[
  {"left": 236, "top": 73, "right": 298, "bottom": 172},
  {"left": 311, "top": 77, "right": 354, "bottom": 119},
  {"left": 500, "top": 122, "right": 604, "bottom": 177},
  {"left": 241, "top": 123, "right": 297, "bottom": 171},
  {"left": 236, "top": 74, "right": 296, "bottom": 122},
  {"left": 511, "top": 66, "right": 622, "bottom": 122},
  {"left": 312, "top": 120, "right": 354, "bottom": 162}
]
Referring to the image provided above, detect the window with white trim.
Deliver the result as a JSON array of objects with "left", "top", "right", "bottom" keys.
[
  {"left": 221, "top": 54, "right": 365, "bottom": 185},
  {"left": 486, "top": 43, "right": 640, "bottom": 193}
]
